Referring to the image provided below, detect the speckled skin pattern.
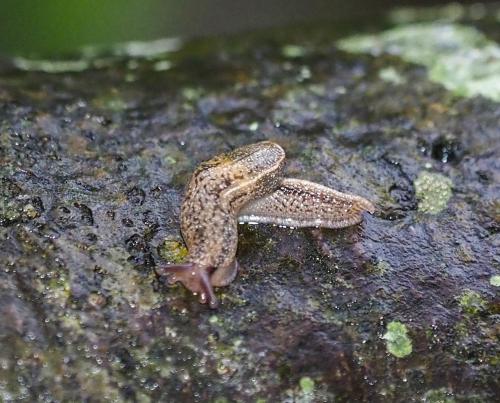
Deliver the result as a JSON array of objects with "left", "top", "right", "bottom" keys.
[
  {"left": 157, "top": 141, "right": 374, "bottom": 308},
  {"left": 239, "top": 178, "right": 375, "bottom": 229}
]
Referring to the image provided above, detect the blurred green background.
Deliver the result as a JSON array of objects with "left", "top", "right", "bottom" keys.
[{"left": 0, "top": 0, "right": 492, "bottom": 57}]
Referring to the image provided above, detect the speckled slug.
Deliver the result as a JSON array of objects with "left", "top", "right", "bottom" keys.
[{"left": 157, "top": 141, "right": 374, "bottom": 308}]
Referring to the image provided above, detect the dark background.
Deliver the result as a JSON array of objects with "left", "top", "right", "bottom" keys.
[{"left": 0, "top": 0, "right": 494, "bottom": 57}]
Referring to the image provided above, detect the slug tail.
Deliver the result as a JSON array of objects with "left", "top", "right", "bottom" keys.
[{"left": 238, "top": 178, "right": 375, "bottom": 229}]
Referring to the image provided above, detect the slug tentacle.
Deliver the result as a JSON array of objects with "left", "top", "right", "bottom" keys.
[
  {"left": 157, "top": 263, "right": 218, "bottom": 308},
  {"left": 238, "top": 178, "right": 375, "bottom": 229}
]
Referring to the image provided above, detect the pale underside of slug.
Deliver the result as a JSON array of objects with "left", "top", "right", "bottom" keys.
[{"left": 156, "top": 141, "right": 375, "bottom": 308}]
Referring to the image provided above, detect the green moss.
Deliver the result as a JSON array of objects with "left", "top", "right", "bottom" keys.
[
  {"left": 299, "top": 377, "right": 315, "bottom": 394},
  {"left": 379, "top": 67, "right": 405, "bottom": 85},
  {"left": 157, "top": 239, "right": 188, "bottom": 263},
  {"left": 376, "top": 259, "right": 391, "bottom": 275},
  {"left": 414, "top": 171, "right": 453, "bottom": 214},
  {"left": 181, "top": 87, "right": 204, "bottom": 101},
  {"left": 338, "top": 23, "right": 500, "bottom": 101},
  {"left": 249, "top": 121, "right": 259, "bottom": 131},
  {"left": 75, "top": 362, "right": 122, "bottom": 402},
  {"left": 209, "top": 315, "right": 220, "bottom": 324},
  {"left": 22, "top": 203, "right": 39, "bottom": 219},
  {"left": 153, "top": 60, "right": 172, "bottom": 71},
  {"left": 361, "top": 260, "right": 380, "bottom": 276},
  {"left": 489, "top": 275, "right": 500, "bottom": 287},
  {"left": 205, "top": 335, "right": 258, "bottom": 384},
  {"left": 422, "top": 388, "right": 455, "bottom": 403},
  {"left": 12, "top": 57, "right": 91, "bottom": 73},
  {"left": 389, "top": 3, "right": 480, "bottom": 25},
  {"left": 93, "top": 90, "right": 127, "bottom": 112},
  {"left": 0, "top": 200, "right": 21, "bottom": 223},
  {"left": 383, "top": 321, "right": 413, "bottom": 358},
  {"left": 0, "top": 180, "right": 38, "bottom": 225},
  {"left": 282, "top": 45, "right": 306, "bottom": 58},
  {"left": 12, "top": 38, "right": 181, "bottom": 73},
  {"left": 458, "top": 290, "right": 486, "bottom": 315}
]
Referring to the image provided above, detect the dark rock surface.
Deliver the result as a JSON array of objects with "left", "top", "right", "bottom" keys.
[{"left": 0, "top": 8, "right": 499, "bottom": 402}]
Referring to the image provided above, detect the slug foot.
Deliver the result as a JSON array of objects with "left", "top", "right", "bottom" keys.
[{"left": 157, "top": 263, "right": 218, "bottom": 308}]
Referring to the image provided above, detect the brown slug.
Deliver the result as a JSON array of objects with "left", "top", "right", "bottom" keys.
[{"left": 157, "top": 141, "right": 374, "bottom": 308}]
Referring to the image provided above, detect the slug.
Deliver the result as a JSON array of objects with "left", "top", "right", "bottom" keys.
[{"left": 157, "top": 141, "right": 374, "bottom": 308}]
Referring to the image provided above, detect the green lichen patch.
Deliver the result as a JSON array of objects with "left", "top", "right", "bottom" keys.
[
  {"left": 379, "top": 67, "right": 405, "bottom": 85},
  {"left": 458, "top": 290, "right": 486, "bottom": 315},
  {"left": 12, "top": 37, "right": 182, "bottom": 73},
  {"left": 414, "top": 171, "right": 453, "bottom": 214},
  {"left": 383, "top": 321, "right": 413, "bottom": 358},
  {"left": 281, "top": 44, "right": 307, "bottom": 58},
  {"left": 338, "top": 23, "right": 500, "bottom": 101},
  {"left": 489, "top": 275, "right": 500, "bottom": 287},
  {"left": 12, "top": 58, "right": 91, "bottom": 73},
  {"left": 299, "top": 376, "right": 315, "bottom": 394},
  {"left": 376, "top": 259, "right": 391, "bottom": 275}
]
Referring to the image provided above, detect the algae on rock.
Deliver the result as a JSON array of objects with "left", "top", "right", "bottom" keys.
[
  {"left": 383, "top": 321, "right": 413, "bottom": 358},
  {"left": 414, "top": 171, "right": 453, "bottom": 214}
]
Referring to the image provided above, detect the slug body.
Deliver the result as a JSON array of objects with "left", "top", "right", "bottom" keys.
[
  {"left": 158, "top": 141, "right": 374, "bottom": 308},
  {"left": 158, "top": 142, "right": 285, "bottom": 307}
]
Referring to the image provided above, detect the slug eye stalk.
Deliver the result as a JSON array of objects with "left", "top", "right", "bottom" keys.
[{"left": 157, "top": 263, "right": 218, "bottom": 308}]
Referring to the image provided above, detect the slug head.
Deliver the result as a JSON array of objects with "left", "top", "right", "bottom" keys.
[{"left": 157, "top": 263, "right": 218, "bottom": 308}]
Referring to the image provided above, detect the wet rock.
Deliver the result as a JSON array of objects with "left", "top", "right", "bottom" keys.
[
  {"left": 0, "top": 4, "right": 499, "bottom": 402},
  {"left": 0, "top": 178, "right": 45, "bottom": 226},
  {"left": 430, "top": 135, "right": 463, "bottom": 164}
]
